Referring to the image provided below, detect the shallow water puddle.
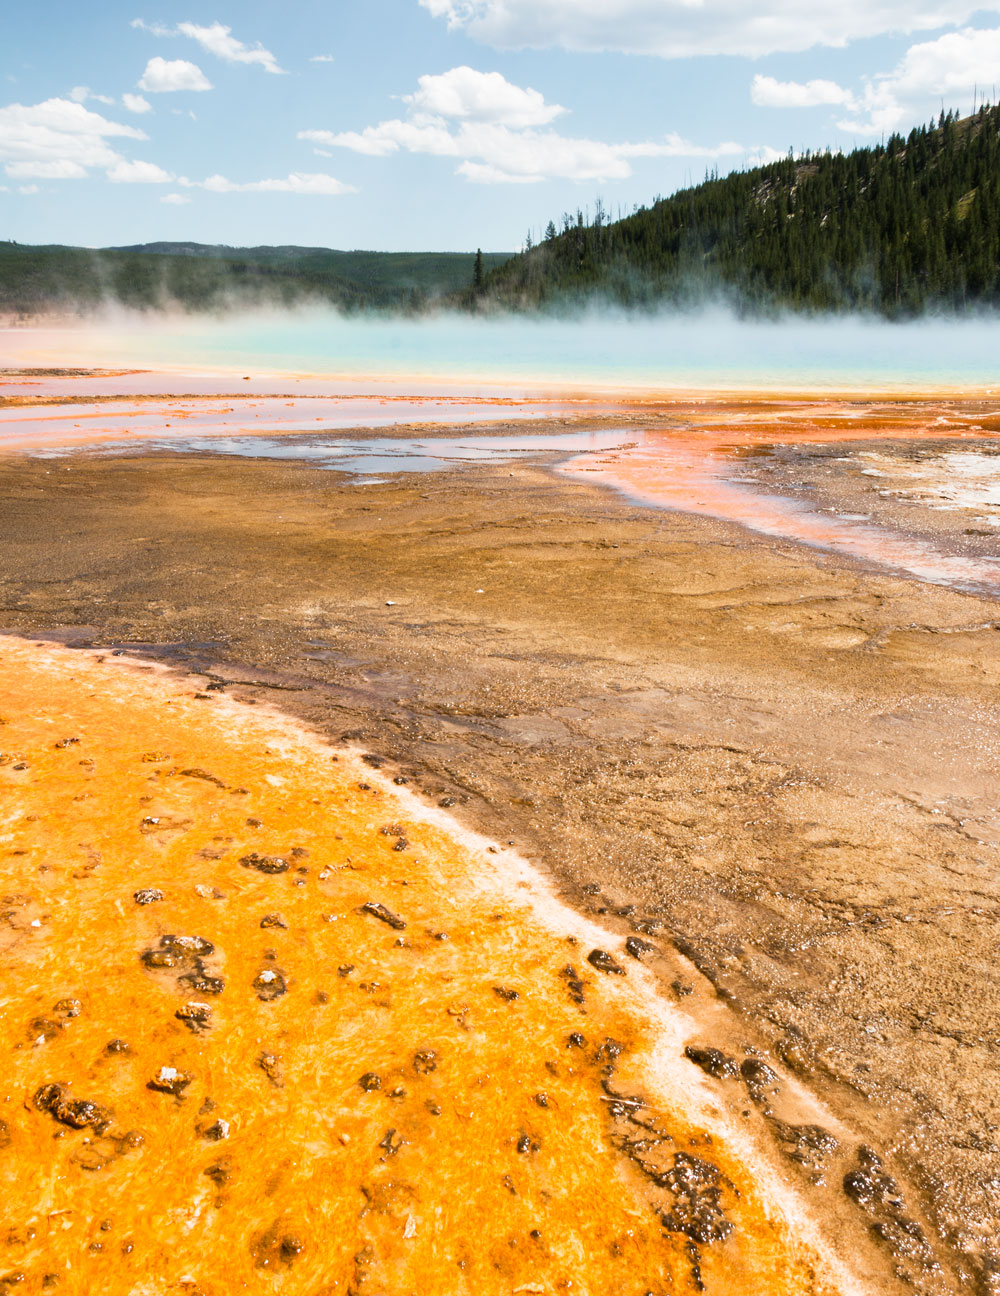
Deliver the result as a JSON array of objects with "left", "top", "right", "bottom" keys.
[
  {"left": 563, "top": 419, "right": 1000, "bottom": 596},
  {"left": 0, "top": 638, "right": 846, "bottom": 1295}
]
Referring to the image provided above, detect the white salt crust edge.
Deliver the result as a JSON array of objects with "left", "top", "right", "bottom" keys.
[{"left": 9, "top": 636, "right": 870, "bottom": 1296}]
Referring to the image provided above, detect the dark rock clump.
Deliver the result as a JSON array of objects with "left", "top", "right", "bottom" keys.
[
  {"left": 588, "top": 949, "right": 626, "bottom": 976},
  {"left": 685, "top": 1045, "right": 740, "bottom": 1080},
  {"left": 359, "top": 901, "right": 406, "bottom": 930}
]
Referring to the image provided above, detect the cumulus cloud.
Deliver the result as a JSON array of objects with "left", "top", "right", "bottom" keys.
[
  {"left": 419, "top": 0, "right": 1000, "bottom": 58},
  {"left": 138, "top": 57, "right": 213, "bottom": 93},
  {"left": 161, "top": 192, "right": 191, "bottom": 204},
  {"left": 107, "top": 158, "right": 173, "bottom": 183},
  {"left": 755, "top": 26, "right": 1000, "bottom": 134},
  {"left": 132, "top": 18, "right": 284, "bottom": 73},
  {"left": 70, "top": 86, "right": 115, "bottom": 106},
  {"left": 181, "top": 171, "right": 357, "bottom": 195},
  {"left": 122, "top": 92, "right": 152, "bottom": 114},
  {"left": 403, "top": 66, "right": 565, "bottom": 126},
  {"left": 0, "top": 97, "right": 147, "bottom": 180},
  {"left": 300, "top": 67, "right": 767, "bottom": 183},
  {"left": 751, "top": 76, "right": 855, "bottom": 108}
]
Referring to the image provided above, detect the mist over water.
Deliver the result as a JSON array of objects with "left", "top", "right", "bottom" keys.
[{"left": 4, "top": 305, "right": 1000, "bottom": 391}]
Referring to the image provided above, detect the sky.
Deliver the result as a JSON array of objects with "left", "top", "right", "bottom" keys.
[{"left": 4, "top": 1, "right": 1000, "bottom": 252}]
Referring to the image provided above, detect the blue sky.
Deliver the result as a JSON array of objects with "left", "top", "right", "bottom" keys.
[{"left": 4, "top": 1, "right": 1000, "bottom": 251}]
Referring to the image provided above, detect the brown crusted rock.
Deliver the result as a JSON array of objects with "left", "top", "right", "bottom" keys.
[
  {"left": 240, "top": 853, "right": 290, "bottom": 875},
  {"left": 587, "top": 949, "right": 626, "bottom": 976},
  {"left": 359, "top": 901, "right": 406, "bottom": 931},
  {"left": 147, "top": 1067, "right": 193, "bottom": 1098},
  {"left": 34, "top": 1084, "right": 112, "bottom": 1133}
]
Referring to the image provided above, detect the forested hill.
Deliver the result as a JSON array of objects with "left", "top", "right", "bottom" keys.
[
  {"left": 0, "top": 242, "right": 512, "bottom": 318},
  {"left": 477, "top": 105, "right": 1000, "bottom": 317}
]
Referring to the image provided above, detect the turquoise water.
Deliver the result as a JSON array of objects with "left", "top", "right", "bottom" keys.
[{"left": 5, "top": 307, "right": 1000, "bottom": 391}]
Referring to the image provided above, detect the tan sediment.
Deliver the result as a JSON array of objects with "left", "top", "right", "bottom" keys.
[{"left": 0, "top": 637, "right": 858, "bottom": 1294}]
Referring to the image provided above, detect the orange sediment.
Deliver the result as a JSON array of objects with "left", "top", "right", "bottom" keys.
[{"left": 0, "top": 638, "right": 850, "bottom": 1294}]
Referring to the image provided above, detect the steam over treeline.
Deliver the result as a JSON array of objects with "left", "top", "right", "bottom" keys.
[
  {"left": 4, "top": 104, "right": 1000, "bottom": 322},
  {"left": 0, "top": 243, "right": 513, "bottom": 320},
  {"left": 477, "top": 105, "right": 1000, "bottom": 318}
]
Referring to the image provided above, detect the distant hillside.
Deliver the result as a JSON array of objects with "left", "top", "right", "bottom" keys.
[
  {"left": 0, "top": 242, "right": 512, "bottom": 318},
  {"left": 477, "top": 105, "right": 1000, "bottom": 317}
]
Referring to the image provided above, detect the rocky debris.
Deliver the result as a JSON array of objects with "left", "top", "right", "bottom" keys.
[
  {"left": 660, "top": 1153, "right": 735, "bottom": 1245},
  {"left": 178, "top": 767, "right": 227, "bottom": 789},
  {"left": 253, "top": 969, "right": 287, "bottom": 1002},
  {"left": 413, "top": 1049, "right": 437, "bottom": 1075},
  {"left": 147, "top": 1066, "right": 193, "bottom": 1098},
  {"left": 34, "top": 1084, "right": 111, "bottom": 1133},
  {"left": 843, "top": 1147, "right": 935, "bottom": 1268},
  {"left": 493, "top": 985, "right": 519, "bottom": 1003},
  {"left": 516, "top": 1133, "right": 541, "bottom": 1155},
  {"left": 240, "top": 853, "right": 289, "bottom": 875},
  {"left": 199, "top": 1118, "right": 230, "bottom": 1142},
  {"left": 140, "top": 934, "right": 224, "bottom": 997},
  {"left": 175, "top": 1002, "right": 212, "bottom": 1034},
  {"left": 740, "top": 1057, "right": 779, "bottom": 1102},
  {"left": 587, "top": 949, "right": 626, "bottom": 976},
  {"left": 133, "top": 888, "right": 164, "bottom": 905},
  {"left": 771, "top": 1121, "right": 839, "bottom": 1171},
  {"left": 625, "top": 936, "right": 656, "bottom": 960},
  {"left": 560, "top": 965, "right": 585, "bottom": 1005},
  {"left": 843, "top": 1147, "right": 903, "bottom": 1211},
  {"left": 258, "top": 1052, "right": 283, "bottom": 1086},
  {"left": 379, "top": 1128, "right": 404, "bottom": 1157},
  {"left": 105, "top": 1039, "right": 130, "bottom": 1055},
  {"left": 359, "top": 1072, "right": 382, "bottom": 1092},
  {"left": 684, "top": 1046, "right": 740, "bottom": 1080},
  {"left": 359, "top": 901, "right": 406, "bottom": 931},
  {"left": 260, "top": 913, "right": 287, "bottom": 929},
  {"left": 567, "top": 1032, "right": 587, "bottom": 1049},
  {"left": 251, "top": 1222, "right": 305, "bottom": 1270},
  {"left": 53, "top": 998, "right": 82, "bottom": 1019}
]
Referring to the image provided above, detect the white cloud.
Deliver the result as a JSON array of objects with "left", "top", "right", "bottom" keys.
[
  {"left": 132, "top": 18, "right": 283, "bottom": 73},
  {"left": 782, "top": 25, "right": 1000, "bottom": 134},
  {"left": 70, "top": 86, "right": 114, "bottom": 106},
  {"left": 751, "top": 75, "right": 854, "bottom": 108},
  {"left": 176, "top": 22, "right": 284, "bottom": 74},
  {"left": 122, "top": 92, "right": 152, "bottom": 114},
  {"left": 182, "top": 171, "right": 357, "bottom": 195},
  {"left": 107, "top": 158, "right": 173, "bottom": 183},
  {"left": 304, "top": 118, "right": 755, "bottom": 183},
  {"left": 300, "top": 68, "right": 764, "bottom": 183},
  {"left": 18, "top": 184, "right": 40, "bottom": 195},
  {"left": 403, "top": 66, "right": 565, "bottom": 126},
  {"left": 138, "top": 57, "right": 213, "bottom": 93},
  {"left": 419, "top": 0, "right": 1000, "bottom": 58},
  {"left": 161, "top": 192, "right": 191, "bottom": 204},
  {"left": 0, "top": 97, "right": 146, "bottom": 180},
  {"left": 309, "top": 54, "right": 336, "bottom": 63}
]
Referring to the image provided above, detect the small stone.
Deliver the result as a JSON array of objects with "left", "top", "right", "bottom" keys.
[
  {"left": 134, "top": 889, "right": 164, "bottom": 906},
  {"left": 260, "top": 913, "right": 287, "bottom": 929},
  {"left": 175, "top": 1002, "right": 212, "bottom": 1033},
  {"left": 359, "top": 901, "right": 406, "bottom": 931},
  {"left": 587, "top": 949, "right": 626, "bottom": 976},
  {"left": 148, "top": 1067, "right": 193, "bottom": 1098},
  {"left": 625, "top": 936, "right": 656, "bottom": 961},
  {"left": 239, "top": 854, "right": 289, "bottom": 875},
  {"left": 359, "top": 1072, "right": 382, "bottom": 1092},
  {"left": 493, "top": 985, "right": 520, "bottom": 1002},
  {"left": 200, "top": 1119, "right": 230, "bottom": 1142}
]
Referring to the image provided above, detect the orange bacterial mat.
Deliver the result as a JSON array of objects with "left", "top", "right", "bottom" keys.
[{"left": 0, "top": 638, "right": 849, "bottom": 1294}]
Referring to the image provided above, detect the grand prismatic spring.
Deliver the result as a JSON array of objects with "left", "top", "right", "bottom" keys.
[{"left": 2, "top": 313, "right": 1000, "bottom": 1294}]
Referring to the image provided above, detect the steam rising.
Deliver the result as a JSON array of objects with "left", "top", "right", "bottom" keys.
[{"left": 3, "top": 304, "right": 1000, "bottom": 392}]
